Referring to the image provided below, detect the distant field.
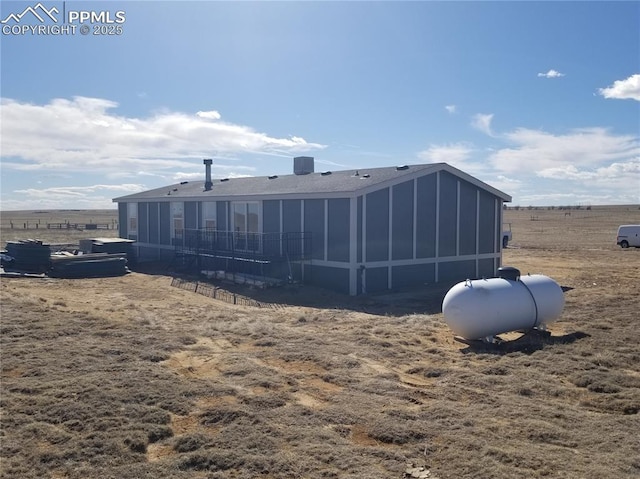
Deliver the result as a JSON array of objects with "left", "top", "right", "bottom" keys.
[
  {"left": 0, "top": 209, "right": 119, "bottom": 245},
  {"left": 1, "top": 205, "right": 639, "bottom": 479},
  {"left": 504, "top": 204, "right": 640, "bottom": 252}
]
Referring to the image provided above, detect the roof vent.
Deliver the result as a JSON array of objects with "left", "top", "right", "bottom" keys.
[
  {"left": 180, "top": 181, "right": 189, "bottom": 185},
  {"left": 172, "top": 188, "right": 178, "bottom": 191},
  {"left": 352, "top": 170, "right": 359, "bottom": 177},
  {"left": 396, "top": 165, "right": 409, "bottom": 171},
  {"left": 268, "top": 175, "right": 278, "bottom": 180},
  {"left": 361, "top": 174, "right": 371, "bottom": 179},
  {"left": 321, "top": 171, "right": 332, "bottom": 176},
  {"left": 220, "top": 178, "right": 229, "bottom": 182},
  {"left": 294, "top": 156, "right": 314, "bottom": 175}
]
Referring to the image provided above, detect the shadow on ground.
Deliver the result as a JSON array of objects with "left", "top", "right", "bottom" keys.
[
  {"left": 133, "top": 262, "right": 451, "bottom": 316},
  {"left": 459, "top": 330, "right": 591, "bottom": 355}
]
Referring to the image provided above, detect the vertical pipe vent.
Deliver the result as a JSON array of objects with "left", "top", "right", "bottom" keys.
[{"left": 203, "top": 159, "right": 213, "bottom": 191}]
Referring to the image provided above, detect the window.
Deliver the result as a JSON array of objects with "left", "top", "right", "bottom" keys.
[
  {"left": 202, "top": 202, "right": 217, "bottom": 230},
  {"left": 231, "top": 202, "right": 260, "bottom": 251},
  {"left": 171, "top": 202, "right": 184, "bottom": 239},
  {"left": 127, "top": 203, "right": 137, "bottom": 237}
]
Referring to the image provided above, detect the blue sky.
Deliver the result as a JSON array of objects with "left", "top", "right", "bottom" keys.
[{"left": 1, "top": 0, "right": 639, "bottom": 210}]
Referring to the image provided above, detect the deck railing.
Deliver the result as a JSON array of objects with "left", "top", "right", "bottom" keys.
[{"left": 174, "top": 229, "right": 312, "bottom": 262}]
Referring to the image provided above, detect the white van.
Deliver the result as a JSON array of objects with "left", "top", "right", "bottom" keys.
[{"left": 616, "top": 225, "right": 640, "bottom": 248}]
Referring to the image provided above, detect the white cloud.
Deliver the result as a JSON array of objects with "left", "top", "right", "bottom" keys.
[
  {"left": 196, "top": 110, "right": 221, "bottom": 120},
  {"left": 536, "top": 160, "right": 640, "bottom": 194},
  {"left": 417, "top": 126, "right": 639, "bottom": 205},
  {"left": 13, "top": 184, "right": 146, "bottom": 197},
  {"left": 471, "top": 113, "right": 494, "bottom": 136},
  {"left": 418, "top": 142, "right": 472, "bottom": 164},
  {"left": 418, "top": 142, "right": 490, "bottom": 177},
  {"left": 537, "top": 69, "right": 565, "bottom": 78},
  {"left": 0, "top": 96, "right": 326, "bottom": 176},
  {"left": 445, "top": 105, "right": 457, "bottom": 114},
  {"left": 3, "top": 184, "right": 146, "bottom": 210},
  {"left": 598, "top": 74, "right": 640, "bottom": 101},
  {"left": 489, "top": 127, "right": 639, "bottom": 173}
]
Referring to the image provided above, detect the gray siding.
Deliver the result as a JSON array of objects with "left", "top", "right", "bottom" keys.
[
  {"left": 392, "top": 180, "right": 414, "bottom": 260},
  {"left": 416, "top": 173, "right": 437, "bottom": 258},
  {"left": 357, "top": 196, "right": 363, "bottom": 263},
  {"left": 392, "top": 263, "right": 435, "bottom": 289},
  {"left": 138, "top": 202, "right": 149, "bottom": 243},
  {"left": 304, "top": 199, "right": 325, "bottom": 260},
  {"left": 149, "top": 202, "right": 159, "bottom": 243},
  {"left": 439, "top": 260, "right": 476, "bottom": 282},
  {"left": 263, "top": 200, "right": 281, "bottom": 257},
  {"left": 118, "top": 203, "right": 127, "bottom": 238},
  {"left": 159, "top": 202, "right": 170, "bottom": 245},
  {"left": 217, "top": 201, "right": 227, "bottom": 231},
  {"left": 478, "top": 191, "right": 495, "bottom": 253},
  {"left": 496, "top": 202, "right": 503, "bottom": 252},
  {"left": 115, "top": 164, "right": 507, "bottom": 295},
  {"left": 185, "top": 201, "right": 198, "bottom": 229},
  {"left": 283, "top": 200, "right": 301, "bottom": 233},
  {"left": 438, "top": 171, "right": 458, "bottom": 257},
  {"left": 263, "top": 200, "right": 280, "bottom": 234},
  {"left": 459, "top": 181, "right": 477, "bottom": 255},
  {"left": 327, "top": 198, "right": 350, "bottom": 263},
  {"left": 366, "top": 266, "right": 388, "bottom": 293},
  {"left": 479, "top": 258, "right": 495, "bottom": 278},
  {"left": 307, "top": 265, "right": 350, "bottom": 294},
  {"left": 366, "top": 188, "right": 389, "bottom": 262}
]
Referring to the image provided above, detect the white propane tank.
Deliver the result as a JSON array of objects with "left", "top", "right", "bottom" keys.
[{"left": 441, "top": 267, "right": 565, "bottom": 340}]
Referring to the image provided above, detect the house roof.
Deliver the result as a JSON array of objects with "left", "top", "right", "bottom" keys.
[{"left": 113, "top": 163, "right": 512, "bottom": 202}]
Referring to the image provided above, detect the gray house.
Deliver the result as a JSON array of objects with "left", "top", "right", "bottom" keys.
[{"left": 113, "top": 157, "right": 511, "bottom": 295}]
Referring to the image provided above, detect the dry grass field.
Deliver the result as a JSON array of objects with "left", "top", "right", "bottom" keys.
[
  {"left": 1, "top": 206, "right": 639, "bottom": 478},
  {"left": 0, "top": 210, "right": 119, "bottom": 245}
]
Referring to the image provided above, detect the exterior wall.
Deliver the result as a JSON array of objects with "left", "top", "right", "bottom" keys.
[
  {"left": 458, "top": 181, "right": 477, "bottom": 256},
  {"left": 216, "top": 201, "right": 228, "bottom": 231},
  {"left": 115, "top": 167, "right": 506, "bottom": 295},
  {"left": 138, "top": 202, "right": 149, "bottom": 243},
  {"left": 438, "top": 171, "right": 457, "bottom": 257},
  {"left": 416, "top": 173, "right": 437, "bottom": 258},
  {"left": 305, "top": 264, "right": 350, "bottom": 294},
  {"left": 392, "top": 263, "right": 435, "bottom": 289},
  {"left": 159, "top": 202, "right": 170, "bottom": 245},
  {"left": 282, "top": 199, "right": 301, "bottom": 233},
  {"left": 263, "top": 200, "right": 280, "bottom": 234},
  {"left": 304, "top": 199, "right": 324, "bottom": 260},
  {"left": 185, "top": 201, "right": 198, "bottom": 229},
  {"left": 391, "top": 180, "right": 413, "bottom": 260},
  {"left": 478, "top": 258, "right": 495, "bottom": 278},
  {"left": 327, "top": 198, "right": 350, "bottom": 262},
  {"left": 357, "top": 196, "right": 363, "bottom": 263},
  {"left": 149, "top": 202, "right": 159, "bottom": 243},
  {"left": 365, "top": 187, "right": 389, "bottom": 262},
  {"left": 438, "top": 259, "right": 476, "bottom": 283},
  {"left": 478, "top": 191, "right": 495, "bottom": 253},
  {"left": 356, "top": 171, "right": 503, "bottom": 294},
  {"left": 365, "top": 266, "right": 388, "bottom": 293},
  {"left": 118, "top": 202, "right": 127, "bottom": 238}
]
